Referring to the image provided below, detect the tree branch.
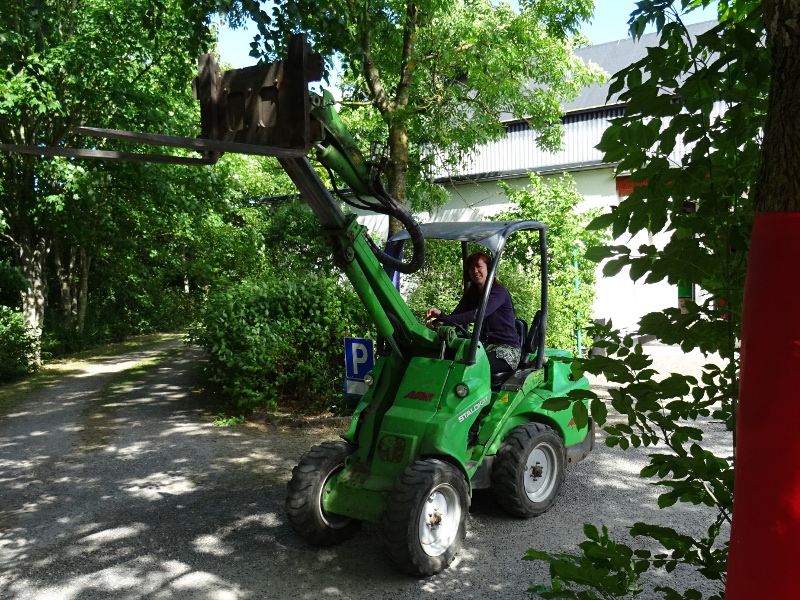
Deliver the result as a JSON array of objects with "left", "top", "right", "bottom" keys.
[
  {"left": 395, "top": 1, "right": 420, "bottom": 111},
  {"left": 347, "top": 0, "right": 391, "bottom": 115}
]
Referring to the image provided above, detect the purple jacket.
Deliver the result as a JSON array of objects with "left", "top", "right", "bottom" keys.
[{"left": 444, "top": 283, "right": 520, "bottom": 348}]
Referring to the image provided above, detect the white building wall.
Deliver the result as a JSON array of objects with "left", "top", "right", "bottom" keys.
[
  {"left": 442, "top": 108, "right": 621, "bottom": 178},
  {"left": 427, "top": 167, "right": 676, "bottom": 333}
]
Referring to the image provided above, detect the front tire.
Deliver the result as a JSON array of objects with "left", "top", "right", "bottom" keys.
[
  {"left": 286, "top": 441, "right": 360, "bottom": 546},
  {"left": 382, "top": 459, "right": 470, "bottom": 576},
  {"left": 492, "top": 422, "right": 565, "bottom": 518}
]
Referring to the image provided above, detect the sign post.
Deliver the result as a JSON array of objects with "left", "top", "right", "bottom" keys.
[{"left": 344, "top": 338, "right": 374, "bottom": 397}]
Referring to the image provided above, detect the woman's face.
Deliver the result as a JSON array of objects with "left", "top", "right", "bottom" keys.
[{"left": 468, "top": 258, "right": 488, "bottom": 287}]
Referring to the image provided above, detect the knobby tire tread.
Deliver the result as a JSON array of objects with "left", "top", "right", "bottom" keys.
[
  {"left": 382, "top": 459, "right": 470, "bottom": 577},
  {"left": 492, "top": 422, "right": 564, "bottom": 518},
  {"left": 286, "top": 441, "right": 360, "bottom": 546}
]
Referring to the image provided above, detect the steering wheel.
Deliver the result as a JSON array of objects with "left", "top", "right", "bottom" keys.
[{"left": 434, "top": 317, "right": 470, "bottom": 339}]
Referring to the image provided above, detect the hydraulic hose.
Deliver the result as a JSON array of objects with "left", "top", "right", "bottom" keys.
[{"left": 366, "top": 204, "right": 425, "bottom": 275}]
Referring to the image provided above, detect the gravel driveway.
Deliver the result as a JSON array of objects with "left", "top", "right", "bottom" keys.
[{"left": 0, "top": 341, "right": 730, "bottom": 599}]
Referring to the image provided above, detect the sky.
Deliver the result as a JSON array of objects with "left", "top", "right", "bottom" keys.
[{"left": 217, "top": 1, "right": 720, "bottom": 68}]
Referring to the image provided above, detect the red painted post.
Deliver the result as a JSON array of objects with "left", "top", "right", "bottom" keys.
[{"left": 726, "top": 212, "right": 800, "bottom": 597}]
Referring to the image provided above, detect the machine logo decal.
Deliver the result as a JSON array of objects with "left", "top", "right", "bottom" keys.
[
  {"left": 457, "top": 395, "right": 490, "bottom": 423},
  {"left": 404, "top": 391, "right": 435, "bottom": 402}
]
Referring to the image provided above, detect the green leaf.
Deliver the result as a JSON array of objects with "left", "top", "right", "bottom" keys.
[
  {"left": 542, "top": 396, "right": 571, "bottom": 412},
  {"left": 571, "top": 400, "right": 589, "bottom": 430},
  {"left": 602, "top": 257, "right": 628, "bottom": 277},
  {"left": 590, "top": 398, "right": 608, "bottom": 425},
  {"left": 586, "top": 212, "right": 616, "bottom": 231}
]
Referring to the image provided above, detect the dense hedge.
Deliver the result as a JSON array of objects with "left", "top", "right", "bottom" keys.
[{"left": 190, "top": 271, "right": 373, "bottom": 414}]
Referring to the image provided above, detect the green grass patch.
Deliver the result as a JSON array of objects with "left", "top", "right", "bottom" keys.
[{"left": 213, "top": 413, "right": 246, "bottom": 426}]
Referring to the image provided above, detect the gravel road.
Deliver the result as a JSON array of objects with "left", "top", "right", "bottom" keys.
[{"left": 0, "top": 341, "right": 730, "bottom": 600}]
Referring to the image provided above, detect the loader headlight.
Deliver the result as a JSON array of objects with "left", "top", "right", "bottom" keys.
[
  {"left": 364, "top": 373, "right": 374, "bottom": 386},
  {"left": 455, "top": 383, "right": 469, "bottom": 398}
]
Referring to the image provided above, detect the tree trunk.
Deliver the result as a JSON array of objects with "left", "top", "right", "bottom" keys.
[
  {"left": 726, "top": 1, "right": 800, "bottom": 597},
  {"left": 386, "top": 122, "right": 410, "bottom": 236},
  {"left": 15, "top": 229, "right": 48, "bottom": 363},
  {"left": 53, "top": 238, "right": 75, "bottom": 330},
  {"left": 752, "top": 0, "right": 800, "bottom": 211},
  {"left": 76, "top": 248, "right": 91, "bottom": 335}
]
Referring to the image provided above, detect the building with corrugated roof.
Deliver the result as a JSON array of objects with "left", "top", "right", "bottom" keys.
[{"left": 412, "top": 21, "right": 718, "bottom": 334}]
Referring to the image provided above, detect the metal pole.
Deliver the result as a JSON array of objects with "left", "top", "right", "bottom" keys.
[{"left": 573, "top": 241, "right": 583, "bottom": 358}]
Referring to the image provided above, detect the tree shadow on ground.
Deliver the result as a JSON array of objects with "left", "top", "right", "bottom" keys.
[{"left": 0, "top": 347, "right": 729, "bottom": 599}]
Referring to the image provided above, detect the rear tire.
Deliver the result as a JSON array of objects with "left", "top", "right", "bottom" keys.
[
  {"left": 382, "top": 459, "right": 470, "bottom": 576},
  {"left": 286, "top": 441, "right": 360, "bottom": 546},
  {"left": 492, "top": 423, "right": 565, "bottom": 518}
]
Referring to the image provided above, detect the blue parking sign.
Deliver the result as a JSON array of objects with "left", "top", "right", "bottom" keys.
[{"left": 344, "top": 338, "right": 374, "bottom": 397}]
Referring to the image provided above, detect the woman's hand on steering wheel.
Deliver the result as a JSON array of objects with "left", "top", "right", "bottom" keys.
[{"left": 433, "top": 316, "right": 470, "bottom": 338}]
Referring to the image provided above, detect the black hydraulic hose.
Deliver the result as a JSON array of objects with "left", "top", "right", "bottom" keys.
[
  {"left": 364, "top": 173, "right": 425, "bottom": 274},
  {"left": 366, "top": 207, "right": 425, "bottom": 274},
  {"left": 322, "top": 157, "right": 425, "bottom": 275}
]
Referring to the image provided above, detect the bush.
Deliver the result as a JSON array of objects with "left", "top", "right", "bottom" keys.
[
  {"left": 190, "top": 271, "right": 373, "bottom": 414},
  {"left": 497, "top": 174, "right": 607, "bottom": 355},
  {"left": 404, "top": 239, "right": 465, "bottom": 319},
  {"left": 0, "top": 307, "right": 38, "bottom": 382}
]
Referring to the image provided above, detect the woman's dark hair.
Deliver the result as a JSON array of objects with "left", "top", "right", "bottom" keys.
[
  {"left": 463, "top": 251, "right": 498, "bottom": 295},
  {"left": 466, "top": 251, "right": 491, "bottom": 271}
]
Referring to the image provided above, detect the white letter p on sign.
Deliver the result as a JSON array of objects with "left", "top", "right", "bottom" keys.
[{"left": 352, "top": 343, "right": 368, "bottom": 376}]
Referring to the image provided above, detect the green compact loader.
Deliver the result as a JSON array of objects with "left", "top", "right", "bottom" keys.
[
  {"left": 284, "top": 214, "right": 594, "bottom": 576},
  {"left": 282, "top": 88, "right": 595, "bottom": 577}
]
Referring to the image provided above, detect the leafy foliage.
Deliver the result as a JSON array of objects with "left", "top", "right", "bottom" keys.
[
  {"left": 0, "top": 0, "right": 226, "bottom": 350},
  {"left": 0, "top": 259, "right": 26, "bottom": 308},
  {"left": 248, "top": 0, "right": 603, "bottom": 212},
  {"left": 496, "top": 175, "right": 607, "bottom": 355},
  {"left": 527, "top": 1, "right": 765, "bottom": 597},
  {"left": 403, "top": 238, "right": 467, "bottom": 320},
  {"left": 0, "top": 0, "right": 297, "bottom": 355},
  {"left": 526, "top": 523, "right": 725, "bottom": 600},
  {"left": 0, "top": 306, "right": 38, "bottom": 382},
  {"left": 190, "top": 272, "right": 373, "bottom": 414},
  {"left": 188, "top": 200, "right": 374, "bottom": 414}
]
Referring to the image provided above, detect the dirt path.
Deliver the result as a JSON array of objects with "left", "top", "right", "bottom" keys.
[
  {"left": 0, "top": 342, "right": 345, "bottom": 599},
  {"left": 0, "top": 342, "right": 729, "bottom": 600}
]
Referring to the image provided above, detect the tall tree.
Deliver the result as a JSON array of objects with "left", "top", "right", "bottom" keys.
[
  {"left": 518, "top": 1, "right": 771, "bottom": 598},
  {"left": 0, "top": 0, "right": 220, "bottom": 350},
  {"left": 248, "top": 0, "right": 602, "bottom": 224},
  {"left": 517, "top": 1, "right": 800, "bottom": 597}
]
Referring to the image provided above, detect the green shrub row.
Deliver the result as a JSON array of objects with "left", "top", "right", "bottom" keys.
[{"left": 190, "top": 271, "right": 373, "bottom": 414}]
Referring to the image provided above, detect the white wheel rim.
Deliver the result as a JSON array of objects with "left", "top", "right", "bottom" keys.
[
  {"left": 318, "top": 464, "right": 352, "bottom": 530},
  {"left": 524, "top": 442, "right": 557, "bottom": 502},
  {"left": 418, "top": 483, "right": 461, "bottom": 557}
]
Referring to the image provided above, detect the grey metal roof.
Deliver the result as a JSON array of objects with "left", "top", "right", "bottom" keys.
[
  {"left": 563, "top": 20, "right": 718, "bottom": 112},
  {"left": 436, "top": 20, "right": 722, "bottom": 178},
  {"left": 388, "top": 220, "right": 547, "bottom": 253}
]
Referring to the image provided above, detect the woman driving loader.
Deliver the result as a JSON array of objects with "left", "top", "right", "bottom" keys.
[{"left": 425, "top": 251, "right": 521, "bottom": 373}]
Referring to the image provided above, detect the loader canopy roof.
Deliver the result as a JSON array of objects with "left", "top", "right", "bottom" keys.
[{"left": 387, "top": 220, "right": 547, "bottom": 254}]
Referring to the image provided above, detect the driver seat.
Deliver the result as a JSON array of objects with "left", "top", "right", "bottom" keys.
[
  {"left": 490, "top": 310, "right": 544, "bottom": 389},
  {"left": 489, "top": 317, "right": 529, "bottom": 388}
]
